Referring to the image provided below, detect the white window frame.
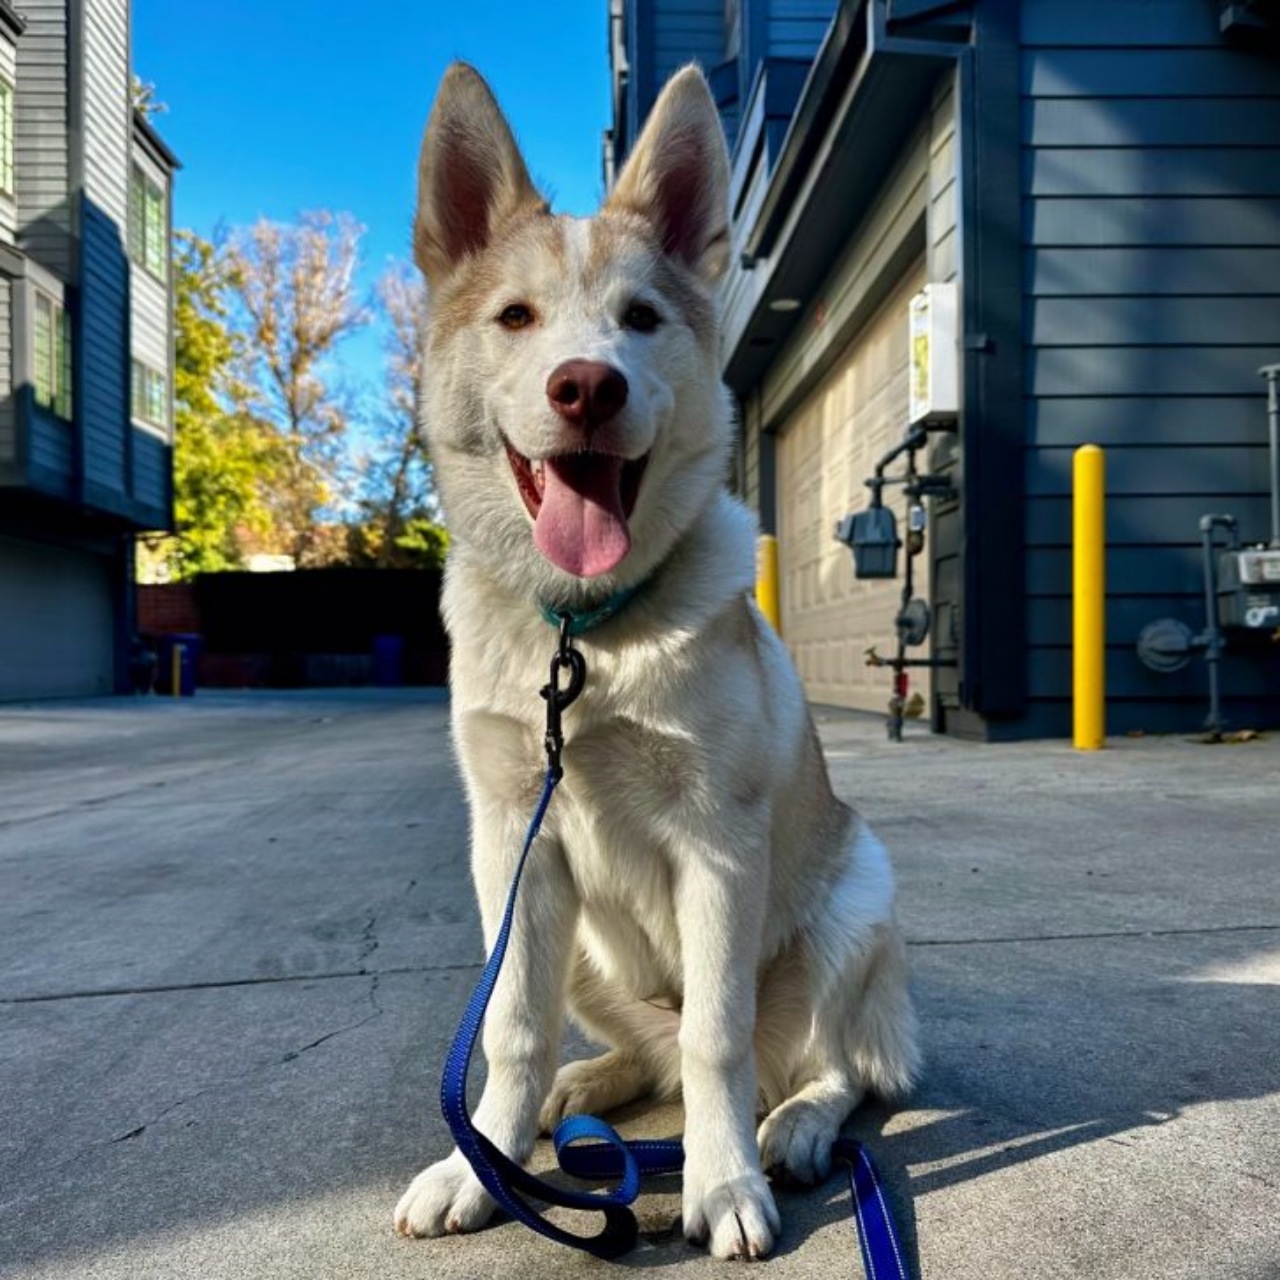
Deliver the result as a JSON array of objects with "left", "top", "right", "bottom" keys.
[
  {"left": 130, "top": 162, "right": 167, "bottom": 281},
  {"left": 130, "top": 358, "right": 168, "bottom": 432},
  {"left": 0, "top": 77, "right": 13, "bottom": 196},
  {"left": 33, "top": 290, "right": 72, "bottom": 421}
]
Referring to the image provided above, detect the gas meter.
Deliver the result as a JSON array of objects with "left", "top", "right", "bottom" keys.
[
  {"left": 834, "top": 506, "right": 899, "bottom": 579},
  {"left": 1217, "top": 547, "right": 1280, "bottom": 630}
]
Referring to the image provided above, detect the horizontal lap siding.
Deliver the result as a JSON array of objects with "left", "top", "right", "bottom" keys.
[
  {"left": 1021, "top": 0, "right": 1280, "bottom": 733},
  {"left": 767, "top": 0, "right": 837, "bottom": 59},
  {"left": 81, "top": 0, "right": 132, "bottom": 504},
  {"left": 653, "top": 0, "right": 722, "bottom": 86},
  {"left": 29, "top": 414, "right": 73, "bottom": 487},
  {"left": 130, "top": 266, "right": 168, "bottom": 373},
  {"left": 84, "top": 0, "right": 129, "bottom": 225},
  {"left": 15, "top": 1, "right": 72, "bottom": 281},
  {"left": 80, "top": 200, "right": 128, "bottom": 497},
  {"left": 130, "top": 426, "right": 169, "bottom": 522},
  {"left": 130, "top": 146, "right": 170, "bottom": 381}
]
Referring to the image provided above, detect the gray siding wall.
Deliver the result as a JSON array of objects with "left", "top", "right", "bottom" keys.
[
  {"left": 14, "top": 0, "right": 73, "bottom": 281},
  {"left": 1021, "top": 0, "right": 1280, "bottom": 730},
  {"left": 83, "top": 0, "right": 129, "bottom": 228},
  {"left": 129, "top": 148, "right": 168, "bottom": 377}
]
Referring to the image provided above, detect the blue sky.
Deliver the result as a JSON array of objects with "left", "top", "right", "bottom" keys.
[{"left": 133, "top": 0, "right": 612, "bottom": 394}]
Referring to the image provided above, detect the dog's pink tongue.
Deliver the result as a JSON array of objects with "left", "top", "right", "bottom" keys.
[{"left": 533, "top": 454, "right": 631, "bottom": 577}]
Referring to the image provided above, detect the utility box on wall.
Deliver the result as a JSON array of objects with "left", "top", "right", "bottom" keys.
[{"left": 908, "top": 282, "right": 959, "bottom": 425}]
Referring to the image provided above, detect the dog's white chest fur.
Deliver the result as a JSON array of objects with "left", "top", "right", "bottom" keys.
[{"left": 461, "top": 693, "right": 692, "bottom": 996}]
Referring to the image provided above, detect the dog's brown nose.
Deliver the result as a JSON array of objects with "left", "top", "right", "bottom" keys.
[{"left": 546, "top": 360, "right": 628, "bottom": 432}]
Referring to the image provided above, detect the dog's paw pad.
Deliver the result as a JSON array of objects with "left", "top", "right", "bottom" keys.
[
  {"left": 683, "top": 1172, "right": 780, "bottom": 1260},
  {"left": 394, "top": 1151, "right": 495, "bottom": 1238},
  {"left": 757, "top": 1099, "right": 840, "bottom": 1186}
]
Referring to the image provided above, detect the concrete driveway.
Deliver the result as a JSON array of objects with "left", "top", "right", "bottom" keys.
[{"left": 0, "top": 689, "right": 1276, "bottom": 1279}]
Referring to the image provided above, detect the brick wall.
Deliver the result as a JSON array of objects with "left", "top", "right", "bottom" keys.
[{"left": 137, "top": 584, "right": 201, "bottom": 636}]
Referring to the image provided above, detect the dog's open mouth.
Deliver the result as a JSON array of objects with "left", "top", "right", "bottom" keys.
[{"left": 504, "top": 441, "right": 648, "bottom": 578}]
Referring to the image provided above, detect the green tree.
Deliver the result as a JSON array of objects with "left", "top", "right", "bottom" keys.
[{"left": 144, "top": 231, "right": 289, "bottom": 580}]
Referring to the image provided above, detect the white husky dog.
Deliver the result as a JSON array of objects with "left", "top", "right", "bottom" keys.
[{"left": 394, "top": 62, "right": 919, "bottom": 1260}]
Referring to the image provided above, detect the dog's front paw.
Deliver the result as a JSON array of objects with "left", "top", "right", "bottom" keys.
[
  {"left": 682, "top": 1165, "right": 780, "bottom": 1260},
  {"left": 394, "top": 1150, "right": 495, "bottom": 1238},
  {"left": 757, "top": 1096, "right": 842, "bottom": 1186}
]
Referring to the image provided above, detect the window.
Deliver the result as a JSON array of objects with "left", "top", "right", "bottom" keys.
[
  {"left": 131, "top": 359, "right": 168, "bottom": 430},
  {"left": 0, "top": 79, "right": 12, "bottom": 195},
  {"left": 129, "top": 163, "right": 167, "bottom": 279},
  {"left": 33, "top": 291, "right": 72, "bottom": 420}
]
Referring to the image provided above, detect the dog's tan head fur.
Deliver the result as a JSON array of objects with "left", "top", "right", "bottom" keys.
[{"left": 415, "top": 62, "right": 733, "bottom": 608}]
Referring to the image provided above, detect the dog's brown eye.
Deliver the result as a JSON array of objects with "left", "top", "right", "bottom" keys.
[
  {"left": 622, "top": 302, "right": 660, "bottom": 333},
  {"left": 498, "top": 303, "right": 535, "bottom": 330}
]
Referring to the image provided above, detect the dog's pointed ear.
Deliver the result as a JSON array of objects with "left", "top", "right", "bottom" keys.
[
  {"left": 415, "top": 62, "right": 546, "bottom": 285},
  {"left": 605, "top": 65, "right": 731, "bottom": 283}
]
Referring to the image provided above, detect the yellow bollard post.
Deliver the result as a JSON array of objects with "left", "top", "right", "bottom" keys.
[
  {"left": 1073, "top": 445, "right": 1106, "bottom": 749},
  {"left": 755, "top": 534, "right": 781, "bottom": 633}
]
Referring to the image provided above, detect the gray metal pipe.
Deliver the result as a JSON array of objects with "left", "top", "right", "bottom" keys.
[{"left": 1259, "top": 363, "right": 1280, "bottom": 548}]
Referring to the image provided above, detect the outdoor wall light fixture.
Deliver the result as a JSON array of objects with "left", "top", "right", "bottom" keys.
[{"left": 768, "top": 297, "right": 802, "bottom": 312}]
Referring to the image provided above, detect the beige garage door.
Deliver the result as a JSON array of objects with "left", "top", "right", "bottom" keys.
[{"left": 777, "top": 266, "right": 930, "bottom": 713}]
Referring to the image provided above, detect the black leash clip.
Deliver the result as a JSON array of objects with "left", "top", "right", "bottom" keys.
[{"left": 541, "top": 614, "right": 586, "bottom": 781}]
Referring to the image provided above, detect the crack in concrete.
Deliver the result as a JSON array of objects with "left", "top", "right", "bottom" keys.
[
  {"left": 278, "top": 1000, "right": 383, "bottom": 1064},
  {"left": 0, "top": 961, "right": 481, "bottom": 1005},
  {"left": 7, "top": 922, "right": 1276, "bottom": 1007},
  {"left": 22, "top": 974, "right": 391, "bottom": 1193},
  {"left": 9, "top": 920, "right": 1280, "bottom": 1006}
]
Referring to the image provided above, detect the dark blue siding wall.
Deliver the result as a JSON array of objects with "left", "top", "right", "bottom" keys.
[
  {"left": 28, "top": 416, "right": 73, "bottom": 493},
  {"left": 653, "top": 0, "right": 723, "bottom": 84},
  {"left": 131, "top": 428, "right": 170, "bottom": 514},
  {"left": 79, "top": 199, "right": 130, "bottom": 511},
  {"left": 1021, "top": 0, "right": 1280, "bottom": 733},
  {"left": 624, "top": 0, "right": 723, "bottom": 162},
  {"left": 767, "top": 0, "right": 836, "bottom": 57}
]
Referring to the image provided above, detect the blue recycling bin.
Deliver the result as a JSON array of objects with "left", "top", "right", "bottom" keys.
[
  {"left": 373, "top": 634, "right": 405, "bottom": 687},
  {"left": 155, "top": 633, "right": 200, "bottom": 696}
]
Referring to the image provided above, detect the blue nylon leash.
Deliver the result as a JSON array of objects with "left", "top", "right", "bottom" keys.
[{"left": 438, "top": 615, "right": 909, "bottom": 1272}]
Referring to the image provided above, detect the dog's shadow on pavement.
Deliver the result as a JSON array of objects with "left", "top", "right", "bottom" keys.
[
  {"left": 754, "top": 933, "right": 1278, "bottom": 1277},
  {"left": 597, "top": 931, "right": 1280, "bottom": 1275}
]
